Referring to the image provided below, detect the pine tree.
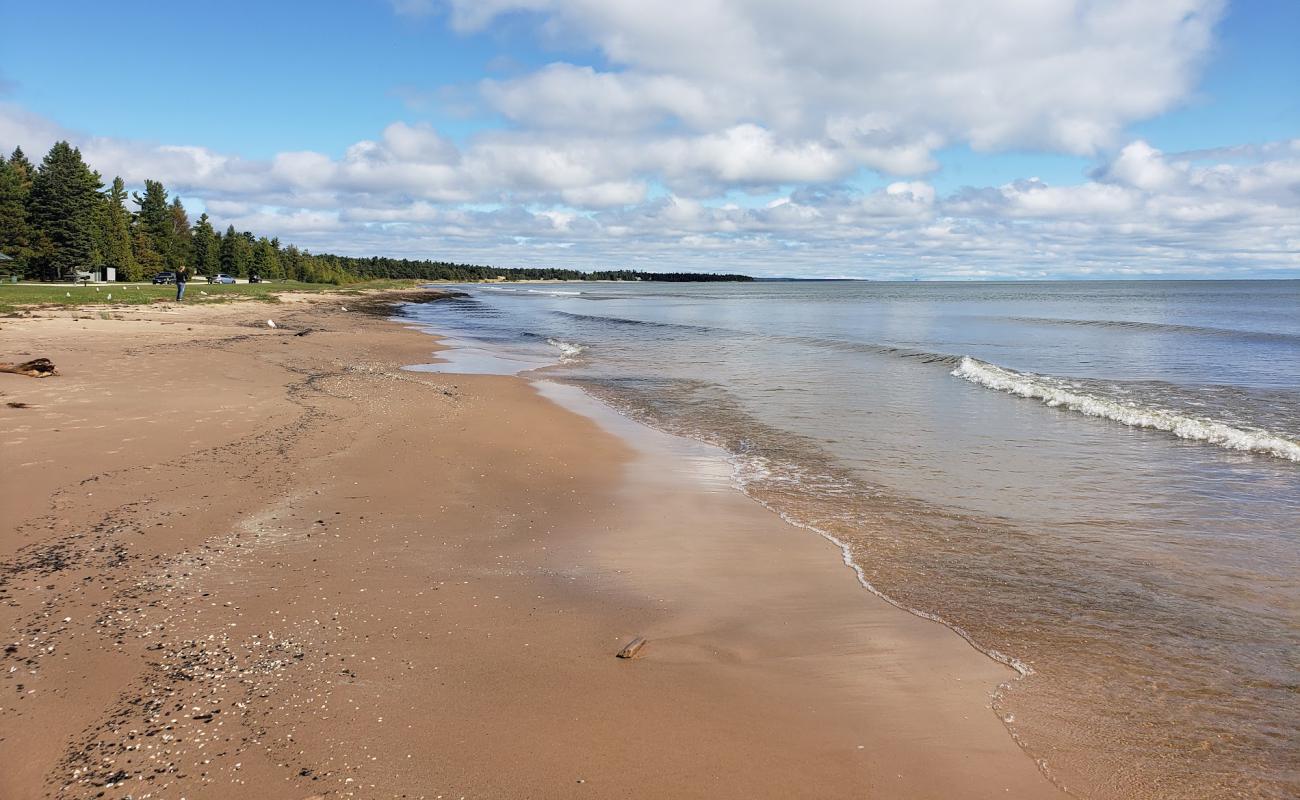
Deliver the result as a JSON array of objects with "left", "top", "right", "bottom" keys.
[
  {"left": 219, "top": 224, "right": 239, "bottom": 275},
  {"left": 133, "top": 227, "right": 164, "bottom": 276},
  {"left": 192, "top": 213, "right": 220, "bottom": 276},
  {"left": 0, "top": 155, "right": 38, "bottom": 271},
  {"left": 281, "top": 244, "right": 303, "bottom": 282},
  {"left": 232, "top": 231, "right": 254, "bottom": 277},
  {"left": 29, "top": 141, "right": 104, "bottom": 281},
  {"left": 131, "top": 180, "right": 171, "bottom": 271},
  {"left": 8, "top": 147, "right": 36, "bottom": 190},
  {"left": 217, "top": 225, "right": 255, "bottom": 277},
  {"left": 252, "top": 236, "right": 282, "bottom": 279},
  {"left": 101, "top": 177, "right": 138, "bottom": 280},
  {"left": 87, "top": 192, "right": 109, "bottom": 271},
  {"left": 168, "top": 197, "right": 192, "bottom": 270}
]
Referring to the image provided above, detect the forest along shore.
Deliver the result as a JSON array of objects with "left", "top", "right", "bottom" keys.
[{"left": 0, "top": 290, "right": 1062, "bottom": 799}]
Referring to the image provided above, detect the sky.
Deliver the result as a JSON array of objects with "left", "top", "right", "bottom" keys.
[{"left": 1, "top": 0, "right": 1297, "bottom": 279}]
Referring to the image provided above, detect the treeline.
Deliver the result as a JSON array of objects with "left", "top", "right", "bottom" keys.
[
  {"left": 585, "top": 270, "right": 752, "bottom": 282},
  {"left": 0, "top": 142, "right": 357, "bottom": 283},
  {"left": 0, "top": 141, "right": 753, "bottom": 285},
  {"left": 304, "top": 260, "right": 752, "bottom": 282}
]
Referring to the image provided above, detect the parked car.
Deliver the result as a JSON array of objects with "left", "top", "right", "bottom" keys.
[
  {"left": 248, "top": 274, "right": 263, "bottom": 284},
  {"left": 208, "top": 273, "right": 237, "bottom": 284},
  {"left": 152, "top": 271, "right": 176, "bottom": 284}
]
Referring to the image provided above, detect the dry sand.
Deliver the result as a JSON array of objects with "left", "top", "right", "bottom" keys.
[{"left": 0, "top": 292, "right": 1065, "bottom": 799}]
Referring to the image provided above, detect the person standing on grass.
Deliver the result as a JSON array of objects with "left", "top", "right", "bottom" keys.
[{"left": 175, "top": 264, "right": 189, "bottom": 302}]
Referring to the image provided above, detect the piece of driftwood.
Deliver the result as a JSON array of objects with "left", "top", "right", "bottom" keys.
[
  {"left": 616, "top": 636, "right": 647, "bottom": 659},
  {"left": 0, "top": 358, "right": 58, "bottom": 378}
]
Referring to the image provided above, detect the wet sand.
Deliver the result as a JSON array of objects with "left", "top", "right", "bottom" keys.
[{"left": 0, "top": 293, "right": 1063, "bottom": 799}]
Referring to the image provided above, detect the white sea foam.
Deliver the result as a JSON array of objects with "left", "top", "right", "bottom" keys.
[
  {"left": 547, "top": 338, "right": 588, "bottom": 362},
  {"left": 952, "top": 356, "right": 1300, "bottom": 463}
]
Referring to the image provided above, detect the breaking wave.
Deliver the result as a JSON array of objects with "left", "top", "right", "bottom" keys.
[
  {"left": 952, "top": 357, "right": 1300, "bottom": 462},
  {"left": 546, "top": 338, "right": 588, "bottom": 363}
]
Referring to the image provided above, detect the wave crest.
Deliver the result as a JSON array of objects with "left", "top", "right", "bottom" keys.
[
  {"left": 546, "top": 338, "right": 588, "bottom": 362},
  {"left": 951, "top": 357, "right": 1300, "bottom": 462}
]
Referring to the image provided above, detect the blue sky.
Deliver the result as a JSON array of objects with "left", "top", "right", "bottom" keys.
[{"left": 1, "top": 0, "right": 1297, "bottom": 278}]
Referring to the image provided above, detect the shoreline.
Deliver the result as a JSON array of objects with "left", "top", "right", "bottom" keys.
[{"left": 1, "top": 293, "right": 1062, "bottom": 798}]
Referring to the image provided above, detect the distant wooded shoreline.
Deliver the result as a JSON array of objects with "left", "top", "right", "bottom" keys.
[{"left": 0, "top": 141, "right": 752, "bottom": 285}]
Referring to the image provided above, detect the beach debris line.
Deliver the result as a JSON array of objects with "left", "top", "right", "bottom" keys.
[
  {"left": 0, "top": 358, "right": 58, "bottom": 378},
  {"left": 616, "top": 636, "right": 648, "bottom": 659}
]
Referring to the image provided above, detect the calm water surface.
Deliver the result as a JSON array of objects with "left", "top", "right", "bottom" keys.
[{"left": 405, "top": 280, "right": 1300, "bottom": 799}]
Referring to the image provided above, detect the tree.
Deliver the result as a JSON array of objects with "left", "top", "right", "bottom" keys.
[
  {"left": 233, "top": 232, "right": 253, "bottom": 277},
  {"left": 8, "top": 147, "right": 36, "bottom": 189},
  {"left": 168, "top": 197, "right": 192, "bottom": 269},
  {"left": 133, "top": 227, "right": 164, "bottom": 275},
  {"left": 281, "top": 243, "right": 303, "bottom": 282},
  {"left": 0, "top": 155, "right": 38, "bottom": 271},
  {"left": 219, "top": 224, "right": 252, "bottom": 276},
  {"left": 29, "top": 141, "right": 103, "bottom": 281},
  {"left": 192, "top": 213, "right": 220, "bottom": 276},
  {"left": 131, "top": 179, "right": 171, "bottom": 271},
  {"left": 252, "top": 236, "right": 282, "bottom": 279},
  {"left": 101, "top": 177, "right": 138, "bottom": 280},
  {"left": 219, "top": 224, "right": 237, "bottom": 275}
]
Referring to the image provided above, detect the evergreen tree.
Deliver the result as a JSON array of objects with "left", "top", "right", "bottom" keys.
[
  {"left": 219, "top": 224, "right": 239, "bottom": 275},
  {"left": 131, "top": 179, "right": 171, "bottom": 270},
  {"left": 101, "top": 177, "right": 138, "bottom": 280},
  {"left": 29, "top": 141, "right": 103, "bottom": 281},
  {"left": 133, "top": 227, "right": 164, "bottom": 275},
  {"left": 216, "top": 226, "right": 255, "bottom": 276},
  {"left": 8, "top": 147, "right": 36, "bottom": 190},
  {"left": 232, "top": 231, "right": 254, "bottom": 277},
  {"left": 281, "top": 244, "right": 303, "bottom": 282},
  {"left": 0, "top": 155, "right": 38, "bottom": 270},
  {"left": 192, "top": 213, "right": 220, "bottom": 276},
  {"left": 168, "top": 197, "right": 192, "bottom": 269},
  {"left": 87, "top": 191, "right": 109, "bottom": 271},
  {"left": 252, "top": 236, "right": 282, "bottom": 279}
]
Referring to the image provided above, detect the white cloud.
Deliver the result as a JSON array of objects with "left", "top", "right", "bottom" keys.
[
  {"left": 482, "top": 64, "right": 732, "bottom": 132},
  {"left": 459, "top": 0, "right": 1223, "bottom": 164},
  {"left": 1098, "top": 141, "right": 1184, "bottom": 191},
  {"left": 4, "top": 0, "right": 1297, "bottom": 280},
  {"left": 3, "top": 100, "right": 1294, "bottom": 278},
  {"left": 559, "top": 180, "right": 647, "bottom": 207}
]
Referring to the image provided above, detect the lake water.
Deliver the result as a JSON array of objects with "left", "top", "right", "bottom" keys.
[{"left": 403, "top": 280, "right": 1300, "bottom": 799}]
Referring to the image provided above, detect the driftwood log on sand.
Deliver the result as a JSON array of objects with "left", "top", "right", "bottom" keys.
[
  {"left": 616, "top": 636, "right": 648, "bottom": 659},
  {"left": 0, "top": 358, "right": 58, "bottom": 378}
]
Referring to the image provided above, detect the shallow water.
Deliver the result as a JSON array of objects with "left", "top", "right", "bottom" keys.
[{"left": 404, "top": 280, "right": 1300, "bottom": 799}]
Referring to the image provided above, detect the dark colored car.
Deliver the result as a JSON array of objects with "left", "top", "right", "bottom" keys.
[
  {"left": 208, "top": 273, "right": 237, "bottom": 285},
  {"left": 248, "top": 274, "right": 263, "bottom": 284},
  {"left": 152, "top": 271, "right": 176, "bottom": 284}
]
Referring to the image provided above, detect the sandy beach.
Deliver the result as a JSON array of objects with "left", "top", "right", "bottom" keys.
[{"left": 1, "top": 292, "right": 1064, "bottom": 799}]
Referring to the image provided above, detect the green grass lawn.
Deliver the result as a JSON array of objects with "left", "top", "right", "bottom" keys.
[{"left": 0, "top": 279, "right": 426, "bottom": 315}]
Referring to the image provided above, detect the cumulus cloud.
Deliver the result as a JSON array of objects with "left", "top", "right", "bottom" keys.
[
  {"left": 2, "top": 100, "right": 1296, "bottom": 278},
  {"left": 459, "top": 0, "right": 1223, "bottom": 164},
  {"left": 4, "top": 0, "right": 1295, "bottom": 279}
]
